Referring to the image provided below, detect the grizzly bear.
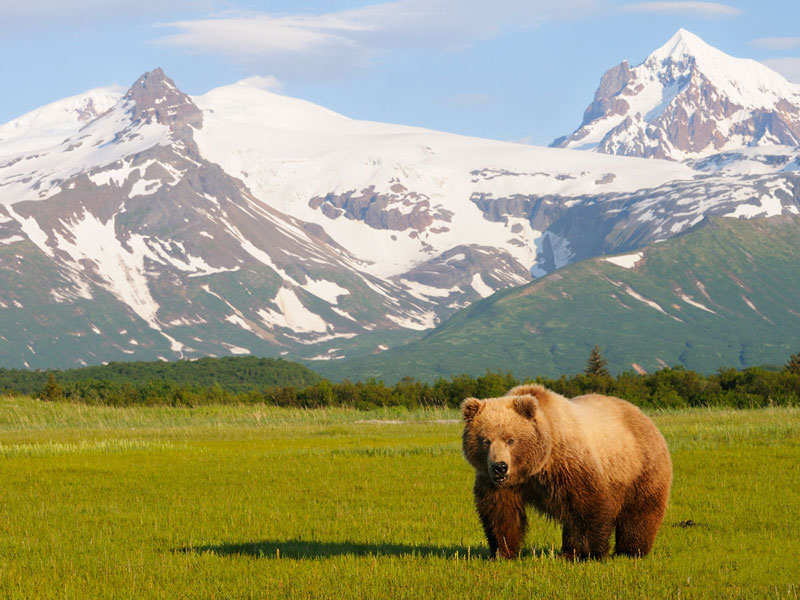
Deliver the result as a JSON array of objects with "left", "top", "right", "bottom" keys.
[{"left": 461, "top": 384, "right": 672, "bottom": 560}]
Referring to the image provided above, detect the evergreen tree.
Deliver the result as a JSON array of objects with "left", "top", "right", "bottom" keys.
[
  {"left": 40, "top": 373, "right": 64, "bottom": 402},
  {"left": 785, "top": 352, "right": 800, "bottom": 376},
  {"left": 584, "top": 345, "right": 610, "bottom": 377}
]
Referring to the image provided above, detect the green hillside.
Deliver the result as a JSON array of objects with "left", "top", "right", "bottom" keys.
[
  {"left": 0, "top": 355, "right": 322, "bottom": 396},
  {"left": 317, "top": 216, "right": 800, "bottom": 383}
]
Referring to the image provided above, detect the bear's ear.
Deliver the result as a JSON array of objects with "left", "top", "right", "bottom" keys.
[
  {"left": 461, "top": 397, "right": 484, "bottom": 423},
  {"left": 513, "top": 394, "right": 538, "bottom": 419}
]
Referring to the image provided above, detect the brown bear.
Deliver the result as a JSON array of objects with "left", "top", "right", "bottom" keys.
[{"left": 461, "top": 384, "right": 672, "bottom": 560}]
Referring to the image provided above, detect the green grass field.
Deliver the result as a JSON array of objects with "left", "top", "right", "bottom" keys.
[{"left": 0, "top": 396, "right": 798, "bottom": 599}]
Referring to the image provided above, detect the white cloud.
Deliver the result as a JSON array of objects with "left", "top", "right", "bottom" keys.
[
  {"left": 761, "top": 58, "right": 800, "bottom": 83},
  {"left": 621, "top": 2, "right": 742, "bottom": 18},
  {"left": 155, "top": 0, "right": 600, "bottom": 77},
  {"left": 751, "top": 37, "right": 800, "bottom": 51},
  {"left": 158, "top": 12, "right": 364, "bottom": 59}
]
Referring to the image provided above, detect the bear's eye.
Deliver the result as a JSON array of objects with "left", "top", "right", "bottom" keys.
[
  {"left": 507, "top": 439, "right": 515, "bottom": 445},
  {"left": 481, "top": 438, "right": 490, "bottom": 448}
]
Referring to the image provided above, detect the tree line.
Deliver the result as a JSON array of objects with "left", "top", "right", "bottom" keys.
[
  {"left": 0, "top": 356, "right": 320, "bottom": 396},
  {"left": 16, "top": 349, "right": 800, "bottom": 410}
]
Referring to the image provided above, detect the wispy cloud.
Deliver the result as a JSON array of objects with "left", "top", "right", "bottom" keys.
[
  {"left": 621, "top": 2, "right": 742, "bottom": 18},
  {"left": 762, "top": 58, "right": 800, "bottom": 83},
  {"left": 751, "top": 37, "right": 800, "bottom": 51},
  {"left": 155, "top": 0, "right": 600, "bottom": 78}
]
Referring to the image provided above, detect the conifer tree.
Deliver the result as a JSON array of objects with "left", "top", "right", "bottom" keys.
[
  {"left": 40, "top": 373, "right": 64, "bottom": 402},
  {"left": 785, "top": 352, "right": 800, "bottom": 376},
  {"left": 584, "top": 345, "right": 610, "bottom": 377}
]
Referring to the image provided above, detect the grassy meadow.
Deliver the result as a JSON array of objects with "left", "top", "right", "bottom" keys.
[{"left": 0, "top": 396, "right": 798, "bottom": 599}]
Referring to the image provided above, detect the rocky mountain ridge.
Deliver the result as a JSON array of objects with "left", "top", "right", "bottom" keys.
[{"left": 553, "top": 29, "right": 800, "bottom": 159}]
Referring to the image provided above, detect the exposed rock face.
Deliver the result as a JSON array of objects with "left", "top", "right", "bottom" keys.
[
  {"left": 470, "top": 169, "right": 800, "bottom": 274},
  {"left": 552, "top": 61, "right": 634, "bottom": 148},
  {"left": 553, "top": 29, "right": 800, "bottom": 159},
  {"left": 394, "top": 244, "right": 532, "bottom": 306},
  {"left": 75, "top": 98, "right": 106, "bottom": 123},
  {"left": 309, "top": 185, "right": 453, "bottom": 233},
  {"left": 125, "top": 68, "right": 203, "bottom": 133}
]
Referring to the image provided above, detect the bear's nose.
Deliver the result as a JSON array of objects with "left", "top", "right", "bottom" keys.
[{"left": 492, "top": 462, "right": 508, "bottom": 476}]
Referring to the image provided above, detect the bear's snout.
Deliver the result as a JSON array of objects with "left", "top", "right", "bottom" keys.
[
  {"left": 487, "top": 443, "right": 512, "bottom": 484},
  {"left": 492, "top": 461, "right": 508, "bottom": 475},
  {"left": 489, "top": 460, "right": 510, "bottom": 484},
  {"left": 492, "top": 461, "right": 508, "bottom": 482}
]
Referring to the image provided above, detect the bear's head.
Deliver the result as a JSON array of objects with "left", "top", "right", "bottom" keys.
[{"left": 461, "top": 394, "right": 552, "bottom": 487}]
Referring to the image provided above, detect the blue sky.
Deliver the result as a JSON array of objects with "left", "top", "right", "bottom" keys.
[{"left": 1, "top": 0, "right": 799, "bottom": 146}]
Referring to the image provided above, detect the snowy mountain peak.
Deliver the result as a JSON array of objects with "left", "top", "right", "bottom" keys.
[
  {"left": 124, "top": 68, "right": 203, "bottom": 132},
  {"left": 0, "top": 87, "right": 121, "bottom": 155},
  {"left": 646, "top": 28, "right": 799, "bottom": 109},
  {"left": 651, "top": 28, "right": 716, "bottom": 62},
  {"left": 553, "top": 29, "right": 800, "bottom": 159},
  {"left": 194, "top": 79, "right": 349, "bottom": 133}
]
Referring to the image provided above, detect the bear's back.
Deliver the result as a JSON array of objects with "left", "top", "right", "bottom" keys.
[{"left": 563, "top": 394, "right": 666, "bottom": 488}]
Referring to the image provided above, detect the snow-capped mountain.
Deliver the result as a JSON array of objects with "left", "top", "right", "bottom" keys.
[
  {"left": 2, "top": 33, "right": 800, "bottom": 369},
  {"left": 553, "top": 29, "right": 800, "bottom": 159},
  {"left": 0, "top": 87, "right": 121, "bottom": 156},
  {"left": 0, "top": 70, "right": 451, "bottom": 366}
]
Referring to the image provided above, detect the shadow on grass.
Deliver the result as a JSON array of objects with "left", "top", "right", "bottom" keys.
[{"left": 177, "top": 539, "right": 556, "bottom": 560}]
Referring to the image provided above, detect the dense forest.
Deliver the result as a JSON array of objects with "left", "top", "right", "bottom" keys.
[
  {"left": 0, "top": 356, "right": 321, "bottom": 395},
  {"left": 1, "top": 351, "right": 799, "bottom": 410}
]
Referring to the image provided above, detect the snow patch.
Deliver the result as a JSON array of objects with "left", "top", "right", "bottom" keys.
[
  {"left": 6, "top": 206, "right": 53, "bottom": 257},
  {"left": 303, "top": 277, "right": 350, "bottom": 304},
  {"left": 386, "top": 311, "right": 437, "bottom": 331},
  {"left": 225, "top": 314, "right": 254, "bottom": 332},
  {"left": 0, "top": 235, "right": 24, "bottom": 245},
  {"left": 680, "top": 294, "right": 716, "bottom": 314},
  {"left": 603, "top": 252, "right": 643, "bottom": 269},
  {"left": 617, "top": 283, "right": 669, "bottom": 316},
  {"left": 400, "top": 279, "right": 459, "bottom": 300},
  {"left": 258, "top": 287, "right": 328, "bottom": 333},
  {"left": 470, "top": 273, "right": 495, "bottom": 298},
  {"left": 223, "top": 344, "right": 250, "bottom": 355},
  {"left": 741, "top": 295, "right": 759, "bottom": 313},
  {"left": 725, "top": 193, "right": 784, "bottom": 218},
  {"left": 42, "top": 211, "right": 162, "bottom": 329}
]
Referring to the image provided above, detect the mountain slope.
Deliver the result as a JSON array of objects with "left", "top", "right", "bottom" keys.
[
  {"left": 0, "top": 87, "right": 121, "bottom": 156},
  {"left": 0, "top": 68, "right": 701, "bottom": 369},
  {"left": 553, "top": 29, "right": 800, "bottom": 159},
  {"left": 192, "top": 78, "right": 692, "bottom": 281},
  {"left": 0, "top": 70, "right": 439, "bottom": 368},
  {"left": 315, "top": 216, "right": 800, "bottom": 382},
  {"left": 1, "top": 49, "right": 800, "bottom": 369}
]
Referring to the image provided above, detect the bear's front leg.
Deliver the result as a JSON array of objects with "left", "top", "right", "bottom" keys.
[{"left": 473, "top": 475, "right": 527, "bottom": 559}]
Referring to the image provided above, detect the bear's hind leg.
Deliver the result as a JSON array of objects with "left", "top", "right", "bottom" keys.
[
  {"left": 587, "top": 521, "right": 613, "bottom": 559},
  {"left": 561, "top": 523, "right": 590, "bottom": 560},
  {"left": 562, "top": 522, "right": 612, "bottom": 560},
  {"left": 614, "top": 502, "right": 666, "bottom": 557}
]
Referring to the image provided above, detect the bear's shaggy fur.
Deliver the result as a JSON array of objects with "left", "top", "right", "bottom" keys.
[{"left": 461, "top": 384, "right": 672, "bottom": 560}]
